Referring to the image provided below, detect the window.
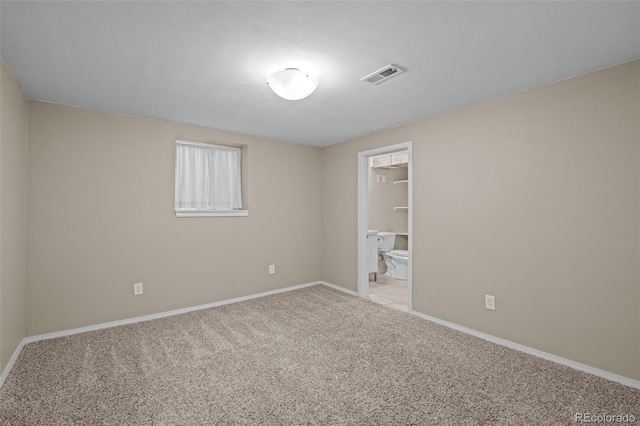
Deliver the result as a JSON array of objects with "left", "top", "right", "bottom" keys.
[{"left": 175, "top": 140, "right": 247, "bottom": 217}]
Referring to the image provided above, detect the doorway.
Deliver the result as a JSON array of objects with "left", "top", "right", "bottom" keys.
[{"left": 357, "top": 142, "right": 412, "bottom": 312}]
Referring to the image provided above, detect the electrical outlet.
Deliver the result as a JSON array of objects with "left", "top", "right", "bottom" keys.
[
  {"left": 376, "top": 174, "right": 387, "bottom": 183},
  {"left": 269, "top": 264, "right": 275, "bottom": 274},
  {"left": 133, "top": 282, "right": 143, "bottom": 296},
  {"left": 485, "top": 294, "right": 495, "bottom": 310}
]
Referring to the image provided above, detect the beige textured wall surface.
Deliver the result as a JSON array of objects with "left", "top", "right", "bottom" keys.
[
  {"left": 322, "top": 60, "right": 640, "bottom": 380},
  {"left": 0, "top": 58, "right": 28, "bottom": 372},
  {"left": 26, "top": 101, "right": 322, "bottom": 336}
]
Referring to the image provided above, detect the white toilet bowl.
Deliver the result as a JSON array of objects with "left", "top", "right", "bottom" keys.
[{"left": 383, "top": 249, "right": 409, "bottom": 280}]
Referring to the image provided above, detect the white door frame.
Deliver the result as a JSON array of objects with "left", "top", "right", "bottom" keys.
[{"left": 357, "top": 141, "right": 412, "bottom": 311}]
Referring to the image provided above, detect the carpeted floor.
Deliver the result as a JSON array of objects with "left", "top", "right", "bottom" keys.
[{"left": 0, "top": 285, "right": 638, "bottom": 425}]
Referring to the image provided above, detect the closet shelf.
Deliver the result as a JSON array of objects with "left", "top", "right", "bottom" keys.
[
  {"left": 394, "top": 206, "right": 408, "bottom": 210},
  {"left": 396, "top": 232, "right": 409, "bottom": 236},
  {"left": 393, "top": 180, "right": 408, "bottom": 184}
]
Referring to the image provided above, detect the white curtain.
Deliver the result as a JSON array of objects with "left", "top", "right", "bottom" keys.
[{"left": 175, "top": 142, "right": 242, "bottom": 211}]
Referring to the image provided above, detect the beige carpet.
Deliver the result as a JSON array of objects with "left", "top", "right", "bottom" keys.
[{"left": 0, "top": 285, "right": 638, "bottom": 425}]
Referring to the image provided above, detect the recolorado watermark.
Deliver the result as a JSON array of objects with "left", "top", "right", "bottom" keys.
[{"left": 574, "top": 412, "right": 636, "bottom": 423}]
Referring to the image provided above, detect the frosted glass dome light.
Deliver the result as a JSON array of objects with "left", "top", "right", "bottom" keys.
[{"left": 267, "top": 68, "right": 318, "bottom": 100}]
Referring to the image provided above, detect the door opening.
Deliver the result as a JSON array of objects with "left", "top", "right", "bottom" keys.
[{"left": 357, "top": 142, "right": 412, "bottom": 312}]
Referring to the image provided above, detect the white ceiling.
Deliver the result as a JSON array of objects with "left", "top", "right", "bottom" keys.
[{"left": 1, "top": 1, "right": 639, "bottom": 147}]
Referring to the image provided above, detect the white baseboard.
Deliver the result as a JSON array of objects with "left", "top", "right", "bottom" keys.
[
  {"left": 1, "top": 281, "right": 325, "bottom": 388},
  {"left": 5, "top": 281, "right": 638, "bottom": 392},
  {"left": 0, "top": 338, "right": 26, "bottom": 388},
  {"left": 410, "top": 310, "right": 640, "bottom": 390},
  {"left": 27, "top": 282, "right": 353, "bottom": 345},
  {"left": 319, "top": 281, "right": 358, "bottom": 296},
  {"left": 323, "top": 281, "right": 640, "bottom": 389},
  {"left": 25, "top": 281, "right": 322, "bottom": 344}
]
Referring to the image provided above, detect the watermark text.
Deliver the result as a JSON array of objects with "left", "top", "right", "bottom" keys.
[{"left": 574, "top": 412, "right": 636, "bottom": 423}]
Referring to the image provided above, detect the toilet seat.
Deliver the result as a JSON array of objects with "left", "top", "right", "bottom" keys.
[{"left": 389, "top": 250, "right": 408, "bottom": 258}]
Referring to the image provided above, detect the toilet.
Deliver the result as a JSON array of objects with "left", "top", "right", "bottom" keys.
[
  {"left": 386, "top": 250, "right": 409, "bottom": 280},
  {"left": 377, "top": 232, "right": 409, "bottom": 280}
]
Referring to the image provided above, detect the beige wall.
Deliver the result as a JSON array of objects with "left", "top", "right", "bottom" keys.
[
  {"left": 322, "top": 60, "right": 640, "bottom": 380},
  {"left": 368, "top": 166, "right": 408, "bottom": 250},
  {"left": 26, "top": 101, "right": 322, "bottom": 336},
  {"left": 0, "top": 59, "right": 28, "bottom": 373}
]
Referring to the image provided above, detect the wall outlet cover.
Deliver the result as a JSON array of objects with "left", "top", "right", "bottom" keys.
[
  {"left": 485, "top": 294, "right": 495, "bottom": 310},
  {"left": 133, "top": 282, "right": 143, "bottom": 296}
]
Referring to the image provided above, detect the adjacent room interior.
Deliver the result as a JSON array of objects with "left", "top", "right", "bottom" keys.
[
  {"left": 0, "top": 1, "right": 639, "bottom": 424},
  {"left": 366, "top": 150, "right": 410, "bottom": 312}
]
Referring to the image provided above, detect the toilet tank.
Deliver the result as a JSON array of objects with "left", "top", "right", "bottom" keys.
[{"left": 377, "top": 232, "right": 396, "bottom": 252}]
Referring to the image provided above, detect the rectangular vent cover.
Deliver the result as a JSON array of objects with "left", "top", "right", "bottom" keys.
[{"left": 361, "top": 64, "right": 405, "bottom": 85}]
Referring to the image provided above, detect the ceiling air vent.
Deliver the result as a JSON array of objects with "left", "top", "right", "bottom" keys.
[{"left": 361, "top": 64, "right": 405, "bottom": 85}]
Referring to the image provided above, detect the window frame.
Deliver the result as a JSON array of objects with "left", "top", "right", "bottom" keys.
[{"left": 174, "top": 139, "right": 248, "bottom": 218}]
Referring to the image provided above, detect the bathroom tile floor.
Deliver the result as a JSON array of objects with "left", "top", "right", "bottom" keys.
[{"left": 368, "top": 273, "right": 408, "bottom": 312}]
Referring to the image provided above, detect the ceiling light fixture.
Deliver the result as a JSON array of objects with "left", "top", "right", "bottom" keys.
[{"left": 267, "top": 68, "right": 318, "bottom": 100}]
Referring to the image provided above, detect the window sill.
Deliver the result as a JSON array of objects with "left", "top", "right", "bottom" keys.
[{"left": 175, "top": 210, "right": 249, "bottom": 217}]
